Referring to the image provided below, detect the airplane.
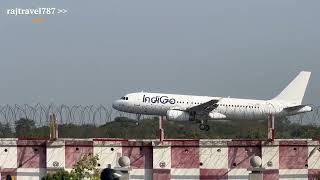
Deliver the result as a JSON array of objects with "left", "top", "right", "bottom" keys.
[{"left": 112, "top": 71, "right": 312, "bottom": 131}]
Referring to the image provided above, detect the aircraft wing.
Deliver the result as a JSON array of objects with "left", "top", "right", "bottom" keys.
[{"left": 186, "top": 99, "right": 220, "bottom": 113}]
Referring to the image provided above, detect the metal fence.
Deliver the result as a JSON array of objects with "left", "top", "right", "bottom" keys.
[{"left": 0, "top": 103, "right": 319, "bottom": 127}]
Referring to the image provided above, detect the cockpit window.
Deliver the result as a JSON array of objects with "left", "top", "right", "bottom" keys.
[{"left": 120, "top": 97, "right": 129, "bottom": 100}]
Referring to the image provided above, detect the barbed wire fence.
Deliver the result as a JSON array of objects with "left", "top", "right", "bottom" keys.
[
  {"left": 0, "top": 103, "right": 319, "bottom": 128},
  {"left": 0, "top": 103, "right": 137, "bottom": 127}
]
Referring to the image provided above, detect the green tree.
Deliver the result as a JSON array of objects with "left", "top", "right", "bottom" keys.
[
  {"left": 42, "top": 154, "right": 100, "bottom": 180},
  {"left": 70, "top": 153, "right": 100, "bottom": 180},
  {"left": 15, "top": 118, "right": 36, "bottom": 137},
  {"left": 42, "top": 170, "right": 71, "bottom": 180},
  {"left": 0, "top": 122, "right": 14, "bottom": 138}
]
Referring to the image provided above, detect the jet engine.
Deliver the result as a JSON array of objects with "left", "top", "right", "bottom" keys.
[
  {"left": 208, "top": 112, "right": 226, "bottom": 119},
  {"left": 166, "top": 110, "right": 190, "bottom": 121}
]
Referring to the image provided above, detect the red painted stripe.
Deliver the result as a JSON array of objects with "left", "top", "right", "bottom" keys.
[
  {"left": 227, "top": 140, "right": 261, "bottom": 146},
  {"left": 17, "top": 137, "right": 49, "bottom": 140},
  {"left": 17, "top": 140, "right": 47, "bottom": 146},
  {"left": 200, "top": 169, "right": 228, "bottom": 180},
  {"left": 17, "top": 144, "right": 46, "bottom": 168},
  {"left": 65, "top": 140, "right": 94, "bottom": 146},
  {"left": 263, "top": 169, "right": 279, "bottom": 180},
  {"left": 93, "top": 138, "right": 129, "bottom": 142},
  {"left": 122, "top": 146, "right": 153, "bottom": 169},
  {"left": 0, "top": 168, "right": 17, "bottom": 180},
  {"left": 171, "top": 144, "right": 200, "bottom": 168},
  {"left": 279, "top": 141, "right": 308, "bottom": 169},
  {"left": 164, "top": 139, "right": 200, "bottom": 141},
  {"left": 308, "top": 169, "right": 320, "bottom": 179},
  {"left": 121, "top": 141, "right": 153, "bottom": 147},
  {"left": 272, "top": 129, "right": 275, "bottom": 140},
  {"left": 228, "top": 142, "right": 261, "bottom": 169},
  {"left": 153, "top": 169, "right": 170, "bottom": 180},
  {"left": 170, "top": 140, "right": 200, "bottom": 147},
  {"left": 279, "top": 140, "right": 308, "bottom": 146},
  {"left": 64, "top": 141, "right": 93, "bottom": 168}
]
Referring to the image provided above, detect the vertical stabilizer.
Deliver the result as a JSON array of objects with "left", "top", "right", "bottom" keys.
[{"left": 272, "top": 71, "right": 311, "bottom": 104}]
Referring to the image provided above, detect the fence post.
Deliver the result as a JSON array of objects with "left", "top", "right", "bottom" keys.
[
  {"left": 267, "top": 114, "right": 275, "bottom": 140},
  {"left": 247, "top": 156, "right": 265, "bottom": 180},
  {"left": 49, "top": 114, "right": 58, "bottom": 140},
  {"left": 159, "top": 116, "right": 164, "bottom": 142}
]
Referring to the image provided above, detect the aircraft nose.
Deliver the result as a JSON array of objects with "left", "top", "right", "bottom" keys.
[{"left": 112, "top": 100, "right": 121, "bottom": 110}]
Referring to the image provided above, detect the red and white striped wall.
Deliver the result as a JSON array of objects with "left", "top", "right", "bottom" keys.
[{"left": 0, "top": 138, "right": 320, "bottom": 180}]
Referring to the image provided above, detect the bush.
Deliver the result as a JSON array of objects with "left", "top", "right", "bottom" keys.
[
  {"left": 70, "top": 153, "right": 100, "bottom": 180},
  {"left": 42, "top": 154, "right": 100, "bottom": 180},
  {"left": 42, "top": 170, "right": 71, "bottom": 180}
]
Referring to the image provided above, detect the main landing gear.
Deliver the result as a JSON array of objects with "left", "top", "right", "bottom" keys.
[
  {"left": 199, "top": 120, "right": 210, "bottom": 131},
  {"left": 134, "top": 114, "right": 141, "bottom": 125}
]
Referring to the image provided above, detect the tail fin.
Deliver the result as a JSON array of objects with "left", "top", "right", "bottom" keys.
[{"left": 272, "top": 71, "right": 311, "bottom": 104}]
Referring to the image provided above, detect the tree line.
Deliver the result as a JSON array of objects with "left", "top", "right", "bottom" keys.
[{"left": 0, "top": 117, "right": 319, "bottom": 139}]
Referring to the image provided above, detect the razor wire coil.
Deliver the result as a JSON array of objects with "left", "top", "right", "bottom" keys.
[{"left": 0, "top": 104, "right": 319, "bottom": 127}]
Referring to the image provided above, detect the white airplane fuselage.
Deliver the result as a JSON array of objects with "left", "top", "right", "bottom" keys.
[
  {"left": 112, "top": 92, "right": 311, "bottom": 121},
  {"left": 112, "top": 71, "right": 312, "bottom": 123}
]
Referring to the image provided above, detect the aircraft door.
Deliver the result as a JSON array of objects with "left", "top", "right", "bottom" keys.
[{"left": 133, "top": 96, "right": 142, "bottom": 113}]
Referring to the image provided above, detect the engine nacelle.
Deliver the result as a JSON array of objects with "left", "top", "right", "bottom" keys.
[
  {"left": 166, "top": 110, "right": 190, "bottom": 121},
  {"left": 208, "top": 112, "right": 226, "bottom": 119}
]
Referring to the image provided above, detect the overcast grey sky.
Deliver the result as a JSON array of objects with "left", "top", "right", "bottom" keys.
[{"left": 0, "top": 0, "right": 319, "bottom": 106}]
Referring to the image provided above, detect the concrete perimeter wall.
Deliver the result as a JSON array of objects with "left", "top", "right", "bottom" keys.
[{"left": 0, "top": 138, "right": 320, "bottom": 180}]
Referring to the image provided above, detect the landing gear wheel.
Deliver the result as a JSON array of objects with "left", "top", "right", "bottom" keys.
[
  {"left": 205, "top": 125, "right": 210, "bottom": 131},
  {"left": 135, "top": 114, "right": 141, "bottom": 125},
  {"left": 199, "top": 124, "right": 206, "bottom": 131}
]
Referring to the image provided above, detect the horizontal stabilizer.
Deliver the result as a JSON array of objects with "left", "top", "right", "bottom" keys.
[
  {"left": 283, "top": 104, "right": 312, "bottom": 114},
  {"left": 283, "top": 104, "right": 310, "bottom": 111}
]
